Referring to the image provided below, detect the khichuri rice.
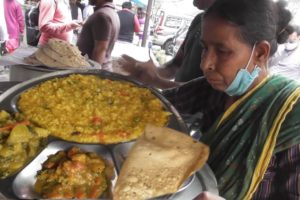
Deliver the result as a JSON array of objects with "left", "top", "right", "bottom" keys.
[{"left": 17, "top": 74, "right": 170, "bottom": 144}]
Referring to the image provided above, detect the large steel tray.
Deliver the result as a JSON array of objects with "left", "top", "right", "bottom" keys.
[{"left": 0, "top": 69, "right": 218, "bottom": 199}]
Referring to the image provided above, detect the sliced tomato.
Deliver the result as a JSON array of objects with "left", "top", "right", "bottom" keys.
[
  {"left": 97, "top": 131, "right": 105, "bottom": 142},
  {"left": 118, "top": 131, "right": 129, "bottom": 138},
  {"left": 89, "top": 186, "right": 101, "bottom": 199},
  {"left": 119, "top": 91, "right": 128, "bottom": 96},
  {"left": 91, "top": 116, "right": 102, "bottom": 125},
  {"left": 0, "top": 120, "right": 30, "bottom": 132}
]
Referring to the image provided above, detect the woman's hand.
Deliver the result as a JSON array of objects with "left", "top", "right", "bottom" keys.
[
  {"left": 70, "top": 20, "right": 82, "bottom": 30},
  {"left": 194, "top": 192, "right": 225, "bottom": 200}
]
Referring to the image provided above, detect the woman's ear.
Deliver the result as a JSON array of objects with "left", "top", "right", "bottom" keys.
[{"left": 255, "top": 41, "right": 271, "bottom": 65}]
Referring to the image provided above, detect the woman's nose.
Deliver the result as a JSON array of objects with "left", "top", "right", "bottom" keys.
[{"left": 200, "top": 51, "right": 215, "bottom": 71}]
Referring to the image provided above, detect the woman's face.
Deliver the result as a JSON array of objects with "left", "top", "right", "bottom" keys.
[{"left": 200, "top": 15, "right": 255, "bottom": 92}]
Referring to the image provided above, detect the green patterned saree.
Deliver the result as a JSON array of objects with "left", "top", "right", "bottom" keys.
[{"left": 201, "top": 76, "right": 300, "bottom": 200}]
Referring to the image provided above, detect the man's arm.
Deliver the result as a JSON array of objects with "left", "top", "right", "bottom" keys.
[
  {"left": 157, "top": 13, "right": 204, "bottom": 80},
  {"left": 90, "top": 13, "right": 112, "bottom": 64},
  {"left": 118, "top": 39, "right": 186, "bottom": 88},
  {"left": 16, "top": 2, "right": 25, "bottom": 34},
  {"left": 91, "top": 40, "right": 109, "bottom": 64},
  {"left": 39, "top": 0, "right": 80, "bottom": 34}
]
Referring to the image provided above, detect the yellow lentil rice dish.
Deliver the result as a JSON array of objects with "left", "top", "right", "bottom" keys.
[{"left": 18, "top": 74, "right": 170, "bottom": 144}]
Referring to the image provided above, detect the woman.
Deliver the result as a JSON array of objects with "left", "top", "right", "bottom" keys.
[
  {"left": 0, "top": 0, "right": 8, "bottom": 54},
  {"left": 38, "top": 0, "right": 81, "bottom": 45},
  {"left": 161, "top": 0, "right": 300, "bottom": 199},
  {"left": 4, "top": 0, "right": 25, "bottom": 52},
  {"left": 136, "top": 7, "right": 145, "bottom": 45}
]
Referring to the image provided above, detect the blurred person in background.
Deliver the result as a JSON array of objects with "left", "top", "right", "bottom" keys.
[
  {"left": 82, "top": 0, "right": 94, "bottom": 21},
  {"left": 77, "top": 0, "right": 120, "bottom": 69},
  {"left": 4, "top": 0, "right": 25, "bottom": 53},
  {"left": 117, "top": 1, "right": 140, "bottom": 43},
  {"left": 76, "top": 0, "right": 85, "bottom": 12},
  {"left": 38, "top": 0, "right": 82, "bottom": 45},
  {"left": 0, "top": 0, "right": 8, "bottom": 54},
  {"left": 137, "top": 7, "right": 145, "bottom": 45},
  {"left": 70, "top": 0, "right": 83, "bottom": 22},
  {"left": 269, "top": 25, "right": 300, "bottom": 82},
  {"left": 117, "top": 0, "right": 215, "bottom": 89},
  {"left": 70, "top": 0, "right": 83, "bottom": 44},
  {"left": 75, "top": 0, "right": 92, "bottom": 18}
]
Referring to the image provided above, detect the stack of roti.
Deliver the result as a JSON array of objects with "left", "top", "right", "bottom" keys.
[
  {"left": 25, "top": 38, "right": 91, "bottom": 68},
  {"left": 113, "top": 124, "right": 209, "bottom": 200}
]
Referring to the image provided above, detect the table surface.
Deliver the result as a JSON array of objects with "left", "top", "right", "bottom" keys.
[
  {"left": 0, "top": 41, "right": 152, "bottom": 66},
  {"left": 0, "top": 42, "right": 155, "bottom": 79}
]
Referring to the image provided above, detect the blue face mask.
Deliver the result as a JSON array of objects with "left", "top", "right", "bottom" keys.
[{"left": 225, "top": 45, "right": 261, "bottom": 96}]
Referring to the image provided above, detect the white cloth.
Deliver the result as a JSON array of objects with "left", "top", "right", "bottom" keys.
[
  {"left": 0, "top": 0, "right": 8, "bottom": 41},
  {"left": 16, "top": 0, "right": 24, "bottom": 4},
  {"left": 83, "top": 5, "right": 94, "bottom": 21},
  {"left": 269, "top": 42, "right": 300, "bottom": 82},
  {"left": 77, "top": 7, "right": 83, "bottom": 22}
]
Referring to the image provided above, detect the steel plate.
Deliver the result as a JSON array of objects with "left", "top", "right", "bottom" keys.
[
  {"left": 0, "top": 69, "right": 218, "bottom": 199},
  {"left": 12, "top": 141, "right": 117, "bottom": 199}
]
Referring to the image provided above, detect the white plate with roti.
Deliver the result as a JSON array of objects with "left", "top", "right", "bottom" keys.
[{"left": 24, "top": 38, "right": 101, "bottom": 70}]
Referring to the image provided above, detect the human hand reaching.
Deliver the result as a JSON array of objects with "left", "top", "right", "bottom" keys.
[
  {"left": 70, "top": 20, "right": 82, "bottom": 30},
  {"left": 117, "top": 53, "right": 160, "bottom": 86}
]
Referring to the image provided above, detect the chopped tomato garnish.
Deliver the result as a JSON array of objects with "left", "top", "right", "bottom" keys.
[
  {"left": 63, "top": 190, "right": 73, "bottom": 199},
  {"left": 118, "top": 131, "right": 129, "bottom": 138},
  {"left": 97, "top": 131, "right": 105, "bottom": 142},
  {"left": 89, "top": 186, "right": 101, "bottom": 198},
  {"left": 43, "top": 161, "right": 56, "bottom": 169},
  {"left": 94, "top": 177, "right": 102, "bottom": 185},
  {"left": 73, "top": 161, "right": 86, "bottom": 170},
  {"left": 67, "top": 147, "right": 80, "bottom": 157},
  {"left": 75, "top": 188, "right": 86, "bottom": 199},
  {"left": 119, "top": 91, "right": 128, "bottom": 96},
  {"left": 0, "top": 120, "right": 30, "bottom": 132},
  {"left": 46, "top": 190, "right": 61, "bottom": 199},
  {"left": 91, "top": 116, "right": 102, "bottom": 125}
]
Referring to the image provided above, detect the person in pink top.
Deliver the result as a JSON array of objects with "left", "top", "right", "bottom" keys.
[
  {"left": 38, "top": 0, "right": 81, "bottom": 45},
  {"left": 4, "top": 0, "right": 25, "bottom": 52}
]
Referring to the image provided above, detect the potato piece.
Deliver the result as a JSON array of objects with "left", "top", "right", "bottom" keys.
[{"left": 6, "top": 125, "right": 32, "bottom": 144}]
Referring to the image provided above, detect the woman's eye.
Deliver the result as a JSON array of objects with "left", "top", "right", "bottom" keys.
[{"left": 216, "top": 48, "right": 230, "bottom": 55}]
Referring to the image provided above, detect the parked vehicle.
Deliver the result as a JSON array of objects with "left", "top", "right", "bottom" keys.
[
  {"left": 152, "top": 11, "right": 192, "bottom": 55},
  {"left": 172, "top": 27, "right": 188, "bottom": 55}
]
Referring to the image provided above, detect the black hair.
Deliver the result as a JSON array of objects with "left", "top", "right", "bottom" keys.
[
  {"left": 293, "top": 25, "right": 300, "bottom": 36},
  {"left": 137, "top": 7, "right": 144, "bottom": 12},
  {"left": 204, "top": 0, "right": 293, "bottom": 56},
  {"left": 122, "top": 1, "right": 132, "bottom": 9},
  {"left": 276, "top": 24, "right": 294, "bottom": 43}
]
